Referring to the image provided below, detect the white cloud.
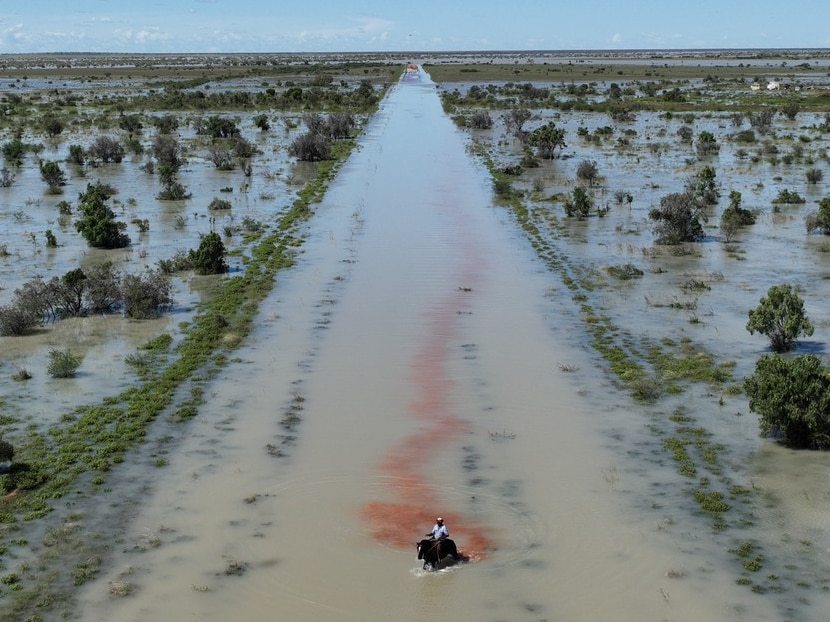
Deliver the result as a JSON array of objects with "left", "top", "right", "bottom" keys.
[{"left": 611, "top": 33, "right": 623, "bottom": 45}]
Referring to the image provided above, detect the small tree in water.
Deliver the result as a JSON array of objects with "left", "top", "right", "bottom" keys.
[
  {"left": 189, "top": 232, "right": 228, "bottom": 275},
  {"left": 744, "top": 353, "right": 830, "bottom": 449},
  {"left": 648, "top": 191, "right": 706, "bottom": 244},
  {"left": 74, "top": 182, "right": 131, "bottom": 249},
  {"left": 746, "top": 284, "right": 813, "bottom": 352}
]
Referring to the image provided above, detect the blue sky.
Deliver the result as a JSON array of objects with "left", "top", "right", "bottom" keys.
[{"left": 1, "top": 0, "right": 828, "bottom": 54}]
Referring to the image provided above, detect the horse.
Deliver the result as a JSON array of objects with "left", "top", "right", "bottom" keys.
[{"left": 416, "top": 538, "right": 460, "bottom": 570}]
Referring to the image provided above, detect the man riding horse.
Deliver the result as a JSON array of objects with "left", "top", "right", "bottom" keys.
[{"left": 416, "top": 517, "right": 461, "bottom": 569}]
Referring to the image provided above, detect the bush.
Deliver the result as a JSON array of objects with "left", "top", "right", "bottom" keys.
[
  {"left": 806, "top": 197, "right": 830, "bottom": 235},
  {"left": 649, "top": 191, "right": 706, "bottom": 244},
  {"left": 470, "top": 110, "right": 493, "bottom": 129},
  {"left": 89, "top": 135, "right": 126, "bottom": 163},
  {"left": 772, "top": 189, "right": 805, "bottom": 205},
  {"left": 207, "top": 145, "right": 234, "bottom": 170},
  {"left": 575, "top": 159, "right": 599, "bottom": 186},
  {"left": 39, "top": 160, "right": 67, "bottom": 189},
  {"left": 74, "top": 182, "right": 131, "bottom": 249},
  {"left": 325, "top": 112, "right": 355, "bottom": 139},
  {"left": 746, "top": 284, "right": 813, "bottom": 352},
  {"left": 0, "top": 302, "right": 40, "bottom": 336},
  {"left": 288, "top": 132, "right": 332, "bottom": 161},
  {"left": 198, "top": 116, "right": 239, "bottom": 139},
  {"left": 806, "top": 168, "right": 823, "bottom": 184},
  {"left": 208, "top": 197, "right": 232, "bottom": 211},
  {"left": 47, "top": 349, "right": 83, "bottom": 378},
  {"left": 0, "top": 439, "right": 14, "bottom": 463},
  {"left": 744, "top": 354, "right": 830, "bottom": 449},
  {"left": 720, "top": 190, "right": 755, "bottom": 241},
  {"left": 153, "top": 114, "right": 179, "bottom": 134},
  {"left": 189, "top": 231, "right": 228, "bottom": 275},
  {"left": 695, "top": 131, "right": 720, "bottom": 158},
  {"left": 84, "top": 261, "right": 121, "bottom": 313},
  {"left": 563, "top": 186, "right": 593, "bottom": 219},
  {"left": 607, "top": 263, "right": 644, "bottom": 280},
  {"left": 121, "top": 271, "right": 173, "bottom": 319},
  {"left": 0, "top": 167, "right": 15, "bottom": 187}
]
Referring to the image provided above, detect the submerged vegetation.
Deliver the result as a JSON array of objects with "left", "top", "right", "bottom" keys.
[
  {"left": 449, "top": 50, "right": 830, "bottom": 599},
  {"left": 2, "top": 49, "right": 830, "bottom": 616},
  {"left": 0, "top": 53, "right": 391, "bottom": 620}
]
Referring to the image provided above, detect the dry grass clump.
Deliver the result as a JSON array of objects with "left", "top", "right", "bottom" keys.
[{"left": 109, "top": 580, "right": 133, "bottom": 597}]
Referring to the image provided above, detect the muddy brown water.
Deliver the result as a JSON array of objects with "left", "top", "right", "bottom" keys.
[{"left": 66, "top": 69, "right": 829, "bottom": 621}]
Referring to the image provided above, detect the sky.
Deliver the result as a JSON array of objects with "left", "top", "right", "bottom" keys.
[{"left": 1, "top": 0, "right": 828, "bottom": 54}]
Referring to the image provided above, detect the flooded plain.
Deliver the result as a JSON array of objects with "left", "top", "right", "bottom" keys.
[
  {"left": 58, "top": 69, "right": 827, "bottom": 621},
  {"left": 0, "top": 54, "right": 829, "bottom": 621}
]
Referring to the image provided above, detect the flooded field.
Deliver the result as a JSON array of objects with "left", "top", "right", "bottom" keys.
[{"left": 2, "top": 53, "right": 830, "bottom": 621}]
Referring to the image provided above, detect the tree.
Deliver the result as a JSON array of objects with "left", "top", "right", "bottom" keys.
[
  {"left": 253, "top": 113, "right": 270, "bottom": 131},
  {"left": 0, "top": 167, "right": 15, "bottom": 187},
  {"left": 44, "top": 115, "right": 64, "bottom": 137},
  {"left": 503, "top": 108, "right": 531, "bottom": 141},
  {"left": 89, "top": 135, "right": 126, "bottom": 163},
  {"left": 806, "top": 168, "right": 823, "bottom": 185},
  {"left": 198, "top": 115, "right": 239, "bottom": 139},
  {"left": 527, "top": 121, "right": 566, "bottom": 159},
  {"left": 84, "top": 261, "right": 121, "bottom": 313},
  {"left": 746, "top": 284, "right": 813, "bottom": 352},
  {"left": 676, "top": 125, "right": 693, "bottom": 144},
  {"left": 648, "top": 191, "right": 706, "bottom": 244},
  {"left": 0, "top": 438, "right": 14, "bottom": 464},
  {"left": 39, "top": 160, "right": 67, "bottom": 190},
  {"left": 74, "top": 181, "right": 131, "bottom": 249},
  {"left": 744, "top": 354, "right": 830, "bottom": 449},
  {"left": 720, "top": 190, "right": 755, "bottom": 241},
  {"left": 576, "top": 159, "right": 599, "bottom": 187},
  {"left": 470, "top": 110, "right": 493, "bottom": 129},
  {"left": 748, "top": 109, "right": 774, "bottom": 134},
  {"left": 325, "top": 112, "right": 355, "bottom": 139},
  {"left": 153, "top": 114, "right": 180, "bottom": 134},
  {"left": 151, "top": 134, "right": 189, "bottom": 200},
  {"left": 563, "top": 186, "right": 592, "bottom": 219},
  {"left": 189, "top": 231, "right": 228, "bottom": 275},
  {"left": 2, "top": 138, "right": 25, "bottom": 166},
  {"left": 47, "top": 348, "right": 83, "bottom": 378},
  {"left": 118, "top": 114, "right": 143, "bottom": 138},
  {"left": 688, "top": 165, "right": 719, "bottom": 205},
  {"left": 781, "top": 102, "right": 800, "bottom": 121},
  {"left": 151, "top": 134, "right": 184, "bottom": 171},
  {"left": 695, "top": 131, "right": 720, "bottom": 158},
  {"left": 121, "top": 271, "right": 173, "bottom": 318},
  {"left": 56, "top": 268, "right": 88, "bottom": 317},
  {"left": 806, "top": 197, "right": 830, "bottom": 235},
  {"left": 208, "top": 145, "right": 234, "bottom": 170},
  {"left": 67, "top": 144, "right": 85, "bottom": 165},
  {"left": 289, "top": 132, "right": 331, "bottom": 161}
]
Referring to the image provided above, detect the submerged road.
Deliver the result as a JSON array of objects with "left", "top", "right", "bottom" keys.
[{"left": 77, "top": 68, "right": 773, "bottom": 622}]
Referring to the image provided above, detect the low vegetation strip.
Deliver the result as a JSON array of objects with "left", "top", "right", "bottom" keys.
[{"left": 0, "top": 82, "right": 379, "bottom": 619}]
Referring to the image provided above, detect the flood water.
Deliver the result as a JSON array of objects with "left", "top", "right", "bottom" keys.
[{"left": 75, "top": 69, "right": 811, "bottom": 621}]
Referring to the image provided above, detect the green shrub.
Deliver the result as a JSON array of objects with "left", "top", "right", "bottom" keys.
[
  {"left": 208, "top": 197, "right": 232, "bottom": 211},
  {"left": 0, "top": 439, "right": 14, "bottom": 462},
  {"left": 47, "top": 349, "right": 83, "bottom": 378},
  {"left": 744, "top": 353, "right": 830, "bottom": 449},
  {"left": 607, "top": 263, "right": 644, "bottom": 280},
  {"left": 189, "top": 231, "right": 228, "bottom": 275}
]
